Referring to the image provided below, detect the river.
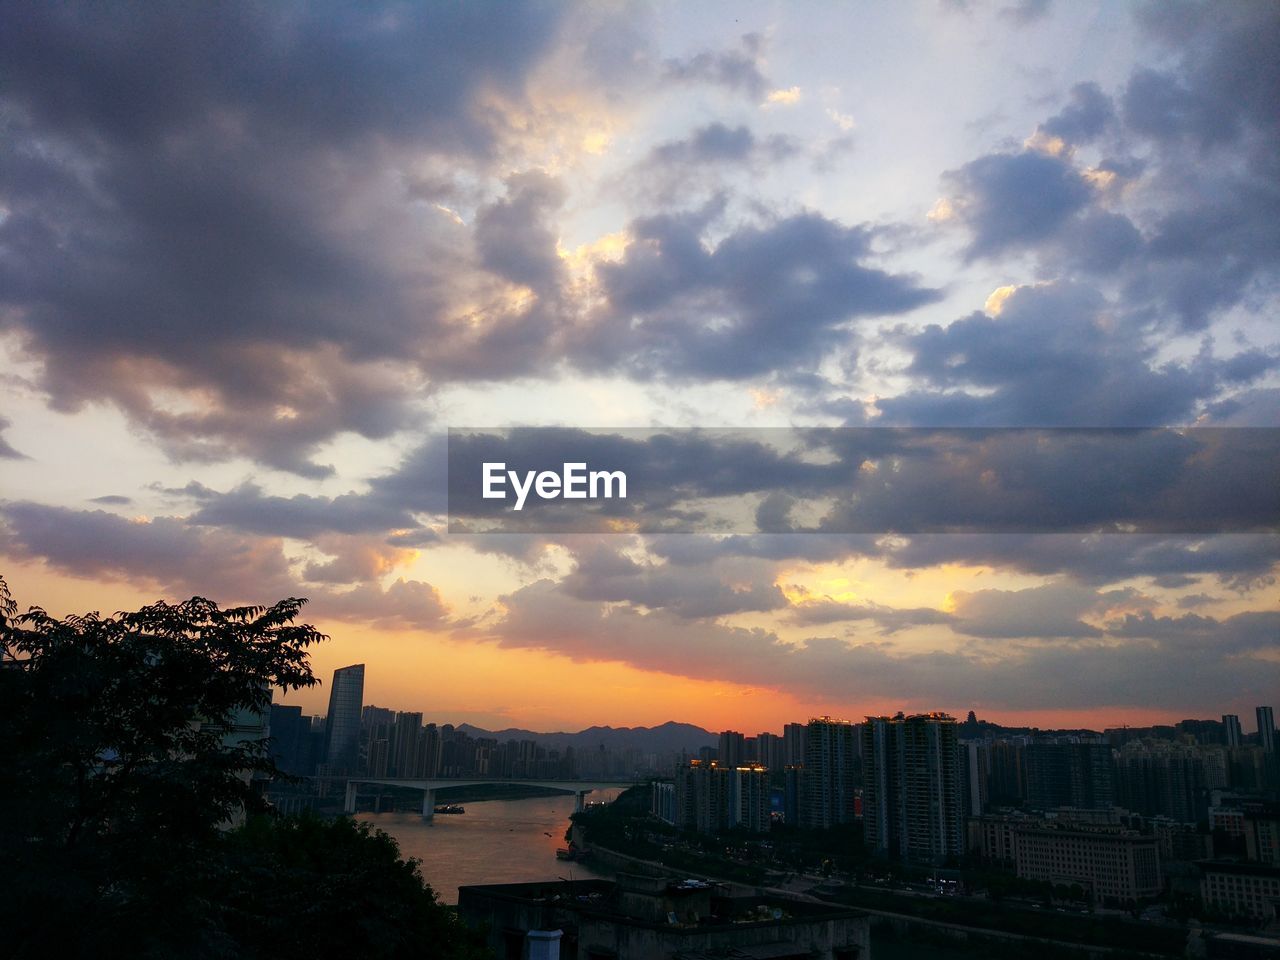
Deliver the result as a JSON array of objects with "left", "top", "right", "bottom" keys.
[
  {"left": 364, "top": 794, "right": 990, "bottom": 958},
  {"left": 360, "top": 791, "right": 621, "bottom": 904}
]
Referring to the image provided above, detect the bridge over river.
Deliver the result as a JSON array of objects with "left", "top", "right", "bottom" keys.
[{"left": 343, "top": 777, "right": 640, "bottom": 818}]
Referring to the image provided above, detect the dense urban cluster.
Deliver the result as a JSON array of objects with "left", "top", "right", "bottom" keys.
[
  {"left": 651, "top": 709, "right": 1280, "bottom": 924},
  {"left": 266, "top": 664, "right": 653, "bottom": 788},
  {"left": 259, "top": 660, "right": 1280, "bottom": 931}
]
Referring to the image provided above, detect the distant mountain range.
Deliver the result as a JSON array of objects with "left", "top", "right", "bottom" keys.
[
  {"left": 455, "top": 720, "right": 718, "bottom": 755},
  {"left": 448, "top": 714, "right": 1213, "bottom": 754}
]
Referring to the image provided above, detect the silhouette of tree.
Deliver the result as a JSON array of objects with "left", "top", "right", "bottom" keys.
[{"left": 0, "top": 575, "right": 484, "bottom": 960}]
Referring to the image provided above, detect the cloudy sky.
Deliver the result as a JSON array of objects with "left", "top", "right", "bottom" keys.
[{"left": 1, "top": 0, "right": 1276, "bottom": 732}]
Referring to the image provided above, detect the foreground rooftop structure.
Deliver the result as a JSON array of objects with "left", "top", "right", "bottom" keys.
[{"left": 458, "top": 875, "right": 869, "bottom": 960}]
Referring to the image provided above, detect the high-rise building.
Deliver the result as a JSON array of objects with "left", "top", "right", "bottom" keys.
[
  {"left": 1023, "top": 740, "right": 1115, "bottom": 811},
  {"left": 392, "top": 710, "right": 424, "bottom": 777},
  {"left": 360, "top": 705, "right": 396, "bottom": 776},
  {"left": 651, "top": 781, "right": 676, "bottom": 825},
  {"left": 1114, "top": 740, "right": 1206, "bottom": 823},
  {"left": 1257, "top": 706, "right": 1276, "bottom": 754},
  {"left": 801, "top": 717, "right": 858, "bottom": 830},
  {"left": 963, "top": 740, "right": 988, "bottom": 816},
  {"left": 1223, "top": 714, "right": 1243, "bottom": 749},
  {"left": 756, "top": 732, "right": 784, "bottom": 770},
  {"left": 267, "top": 703, "right": 309, "bottom": 776},
  {"left": 322, "top": 663, "right": 365, "bottom": 775},
  {"left": 863, "top": 712, "right": 963, "bottom": 863},
  {"left": 784, "top": 765, "right": 803, "bottom": 825},
  {"left": 718, "top": 730, "right": 746, "bottom": 768},
  {"left": 784, "top": 722, "right": 807, "bottom": 766},
  {"left": 674, "top": 761, "right": 769, "bottom": 834},
  {"left": 729, "top": 764, "right": 771, "bottom": 833}
]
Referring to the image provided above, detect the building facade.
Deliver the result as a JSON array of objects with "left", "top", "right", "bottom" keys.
[
  {"left": 1257, "top": 706, "right": 1276, "bottom": 755},
  {"left": 1223, "top": 714, "right": 1243, "bottom": 749},
  {"left": 1199, "top": 861, "right": 1280, "bottom": 922},
  {"left": 802, "top": 717, "right": 859, "bottom": 830},
  {"left": 863, "top": 712, "right": 963, "bottom": 863},
  {"left": 322, "top": 663, "right": 365, "bottom": 775},
  {"left": 674, "top": 760, "right": 770, "bottom": 834},
  {"left": 1014, "top": 823, "right": 1161, "bottom": 904}
]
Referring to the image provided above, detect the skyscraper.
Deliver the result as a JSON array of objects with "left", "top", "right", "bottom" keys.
[
  {"left": 1023, "top": 740, "right": 1115, "bottom": 811},
  {"left": 784, "top": 722, "right": 807, "bottom": 766},
  {"left": 674, "top": 760, "right": 769, "bottom": 834},
  {"left": 1257, "top": 706, "right": 1275, "bottom": 754},
  {"left": 1223, "top": 714, "right": 1243, "bottom": 749},
  {"left": 756, "top": 731, "right": 784, "bottom": 770},
  {"left": 268, "top": 703, "right": 309, "bottom": 776},
  {"left": 718, "top": 730, "right": 746, "bottom": 768},
  {"left": 862, "top": 712, "right": 963, "bottom": 863},
  {"left": 801, "top": 717, "right": 858, "bottom": 829},
  {"left": 323, "top": 663, "right": 365, "bottom": 775},
  {"left": 393, "top": 710, "right": 424, "bottom": 777}
]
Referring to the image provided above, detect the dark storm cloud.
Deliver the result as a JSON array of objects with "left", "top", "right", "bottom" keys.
[
  {"left": 1128, "top": 179, "right": 1280, "bottom": 330},
  {"left": 871, "top": 282, "right": 1265, "bottom": 426},
  {"left": 812, "top": 427, "right": 1279, "bottom": 535},
  {"left": 184, "top": 481, "right": 419, "bottom": 539},
  {"left": 0, "top": 1, "right": 561, "bottom": 151},
  {"left": 1040, "top": 82, "right": 1115, "bottom": 144},
  {"left": 558, "top": 542, "right": 787, "bottom": 619},
  {"left": 627, "top": 123, "right": 801, "bottom": 206},
  {"left": 0, "top": 0, "right": 573, "bottom": 474},
  {"left": 1053, "top": 211, "right": 1142, "bottom": 274},
  {"left": 937, "top": 3, "right": 1280, "bottom": 332},
  {"left": 474, "top": 171, "right": 569, "bottom": 295},
  {"left": 947, "top": 581, "right": 1104, "bottom": 639},
  {"left": 942, "top": 150, "right": 1093, "bottom": 260},
  {"left": 311, "top": 578, "right": 450, "bottom": 631},
  {"left": 1124, "top": 0, "right": 1279, "bottom": 156},
  {"left": 486, "top": 578, "right": 1279, "bottom": 712},
  {"left": 1104, "top": 609, "right": 1279, "bottom": 655},
  {"left": 871, "top": 534, "right": 1280, "bottom": 592},
  {"left": 0, "top": 500, "right": 295, "bottom": 599},
  {"left": 0, "top": 499, "right": 452, "bottom": 626},
  {"left": 586, "top": 211, "right": 939, "bottom": 378},
  {"left": 653, "top": 124, "right": 757, "bottom": 164},
  {"left": 87, "top": 495, "right": 132, "bottom": 506},
  {"left": 365, "top": 437, "right": 450, "bottom": 517},
  {"left": 784, "top": 598, "right": 955, "bottom": 634},
  {"left": 162, "top": 435, "right": 452, "bottom": 550},
  {"left": 642, "top": 532, "right": 1280, "bottom": 594},
  {"left": 661, "top": 33, "right": 770, "bottom": 100},
  {"left": 648, "top": 123, "right": 799, "bottom": 167}
]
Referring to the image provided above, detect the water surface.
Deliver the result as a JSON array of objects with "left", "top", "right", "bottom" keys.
[{"left": 362, "top": 791, "right": 619, "bottom": 904}]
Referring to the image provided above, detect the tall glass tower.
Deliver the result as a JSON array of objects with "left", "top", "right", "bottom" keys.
[{"left": 323, "top": 663, "right": 365, "bottom": 774}]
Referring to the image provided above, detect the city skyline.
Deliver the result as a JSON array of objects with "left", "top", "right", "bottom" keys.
[
  {"left": 2, "top": 2, "right": 1278, "bottom": 733},
  {"left": 305, "top": 661, "right": 1279, "bottom": 744}
]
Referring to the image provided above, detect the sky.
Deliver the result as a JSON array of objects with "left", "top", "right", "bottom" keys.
[{"left": 0, "top": 0, "right": 1276, "bottom": 734}]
